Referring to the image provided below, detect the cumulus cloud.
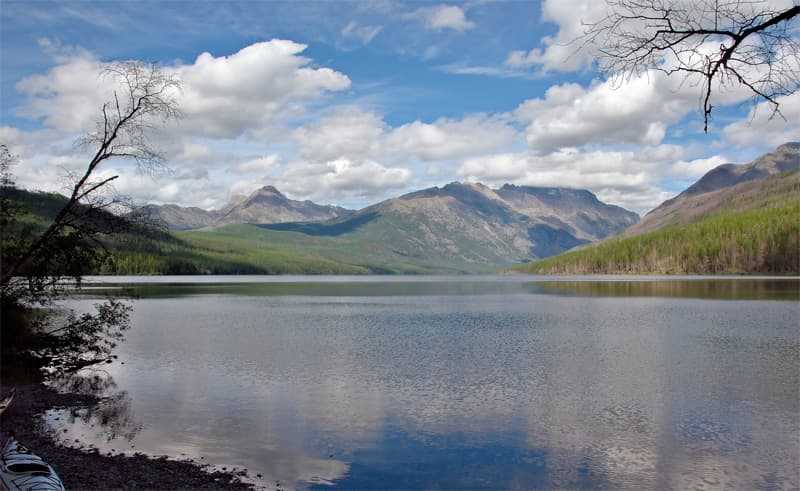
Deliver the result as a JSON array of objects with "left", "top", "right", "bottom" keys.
[
  {"left": 15, "top": 40, "right": 351, "bottom": 141},
  {"left": 512, "top": 35, "right": 785, "bottom": 154},
  {"left": 176, "top": 40, "right": 351, "bottom": 138},
  {"left": 15, "top": 51, "right": 109, "bottom": 133},
  {"left": 723, "top": 92, "right": 800, "bottom": 148},
  {"left": 514, "top": 71, "right": 705, "bottom": 153},
  {"left": 411, "top": 5, "right": 475, "bottom": 32},
  {"left": 275, "top": 158, "right": 412, "bottom": 204},
  {"left": 290, "top": 109, "right": 519, "bottom": 164},
  {"left": 386, "top": 115, "right": 518, "bottom": 161},
  {"left": 8, "top": 40, "right": 358, "bottom": 206},
  {"left": 293, "top": 108, "right": 386, "bottom": 162},
  {"left": 457, "top": 145, "right": 714, "bottom": 213},
  {"left": 172, "top": 142, "right": 215, "bottom": 165},
  {"left": 505, "top": 0, "right": 607, "bottom": 72},
  {"left": 668, "top": 155, "right": 729, "bottom": 179}
]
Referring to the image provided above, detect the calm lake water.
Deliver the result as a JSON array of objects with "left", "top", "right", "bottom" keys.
[{"left": 48, "top": 276, "right": 799, "bottom": 490}]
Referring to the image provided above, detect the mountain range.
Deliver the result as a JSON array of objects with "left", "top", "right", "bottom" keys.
[
  {"left": 143, "top": 185, "right": 351, "bottom": 230},
  {"left": 9, "top": 143, "right": 796, "bottom": 275},
  {"left": 147, "top": 181, "right": 638, "bottom": 271},
  {"left": 517, "top": 142, "right": 799, "bottom": 274}
]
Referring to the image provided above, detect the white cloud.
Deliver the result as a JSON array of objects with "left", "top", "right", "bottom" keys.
[
  {"left": 290, "top": 109, "right": 519, "bottom": 165},
  {"left": 412, "top": 5, "right": 475, "bottom": 32},
  {"left": 515, "top": 72, "right": 701, "bottom": 153},
  {"left": 668, "top": 155, "right": 729, "bottom": 179},
  {"left": 176, "top": 40, "right": 351, "bottom": 138},
  {"left": 386, "top": 115, "right": 518, "bottom": 161},
  {"left": 15, "top": 51, "right": 108, "bottom": 133},
  {"left": 173, "top": 142, "right": 215, "bottom": 165},
  {"left": 293, "top": 107, "right": 386, "bottom": 162},
  {"left": 341, "top": 21, "right": 383, "bottom": 45},
  {"left": 15, "top": 40, "right": 351, "bottom": 142},
  {"left": 276, "top": 158, "right": 412, "bottom": 204},
  {"left": 505, "top": 0, "right": 607, "bottom": 72},
  {"left": 457, "top": 146, "right": 705, "bottom": 213},
  {"left": 230, "top": 154, "right": 281, "bottom": 174},
  {"left": 437, "top": 63, "right": 535, "bottom": 79},
  {"left": 723, "top": 92, "right": 800, "bottom": 148},
  {"left": 8, "top": 40, "right": 358, "bottom": 207}
]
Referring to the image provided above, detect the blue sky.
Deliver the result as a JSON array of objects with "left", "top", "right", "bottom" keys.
[{"left": 1, "top": 0, "right": 798, "bottom": 213}]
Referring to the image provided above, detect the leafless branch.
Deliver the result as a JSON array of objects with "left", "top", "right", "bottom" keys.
[
  {"left": 1, "top": 61, "right": 181, "bottom": 287},
  {"left": 580, "top": 0, "right": 800, "bottom": 132}
]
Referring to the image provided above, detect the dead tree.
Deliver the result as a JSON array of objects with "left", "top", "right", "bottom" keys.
[
  {"left": 1, "top": 61, "right": 180, "bottom": 372},
  {"left": 581, "top": 0, "right": 800, "bottom": 132},
  {"left": 1, "top": 61, "right": 181, "bottom": 290}
]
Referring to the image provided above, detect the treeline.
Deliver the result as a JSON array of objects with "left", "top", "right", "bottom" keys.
[
  {"left": 100, "top": 227, "right": 371, "bottom": 275},
  {"left": 99, "top": 246, "right": 370, "bottom": 275},
  {"left": 518, "top": 199, "right": 799, "bottom": 275}
]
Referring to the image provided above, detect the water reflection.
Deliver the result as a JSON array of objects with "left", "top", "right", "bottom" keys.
[
  {"left": 536, "top": 278, "right": 800, "bottom": 300},
  {"left": 48, "top": 279, "right": 800, "bottom": 490},
  {"left": 77, "top": 275, "right": 800, "bottom": 301},
  {"left": 46, "top": 369, "right": 142, "bottom": 444}
]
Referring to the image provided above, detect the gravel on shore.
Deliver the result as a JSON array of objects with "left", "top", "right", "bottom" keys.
[{"left": 0, "top": 383, "right": 255, "bottom": 490}]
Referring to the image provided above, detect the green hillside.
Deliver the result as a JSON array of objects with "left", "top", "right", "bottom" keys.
[
  {"left": 513, "top": 172, "right": 800, "bottom": 275},
  {"left": 179, "top": 218, "right": 501, "bottom": 274},
  {"left": 105, "top": 231, "right": 371, "bottom": 275},
  {"left": 2, "top": 186, "right": 509, "bottom": 275},
  {"left": 1, "top": 187, "right": 370, "bottom": 275}
]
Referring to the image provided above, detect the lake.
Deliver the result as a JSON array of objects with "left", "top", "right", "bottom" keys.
[{"left": 47, "top": 276, "right": 799, "bottom": 490}]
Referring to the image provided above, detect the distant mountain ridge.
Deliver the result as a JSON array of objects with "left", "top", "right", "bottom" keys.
[
  {"left": 625, "top": 141, "right": 800, "bottom": 236},
  {"left": 144, "top": 185, "right": 352, "bottom": 230},
  {"left": 264, "top": 181, "right": 638, "bottom": 268},
  {"left": 682, "top": 141, "right": 799, "bottom": 197}
]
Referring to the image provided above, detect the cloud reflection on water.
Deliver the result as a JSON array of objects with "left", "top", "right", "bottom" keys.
[{"left": 48, "top": 280, "right": 800, "bottom": 489}]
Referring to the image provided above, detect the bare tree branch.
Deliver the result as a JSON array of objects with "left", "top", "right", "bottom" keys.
[
  {"left": 1, "top": 61, "right": 181, "bottom": 288},
  {"left": 580, "top": 0, "right": 800, "bottom": 132}
]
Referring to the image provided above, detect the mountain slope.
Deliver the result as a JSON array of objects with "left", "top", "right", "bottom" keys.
[
  {"left": 144, "top": 185, "right": 351, "bottom": 230},
  {"left": 217, "top": 185, "right": 350, "bottom": 225},
  {"left": 628, "top": 142, "right": 800, "bottom": 236},
  {"left": 7, "top": 180, "right": 639, "bottom": 275},
  {"left": 211, "top": 181, "right": 639, "bottom": 272},
  {"left": 513, "top": 169, "right": 800, "bottom": 275},
  {"left": 495, "top": 184, "right": 638, "bottom": 255},
  {"left": 2, "top": 187, "right": 370, "bottom": 275}
]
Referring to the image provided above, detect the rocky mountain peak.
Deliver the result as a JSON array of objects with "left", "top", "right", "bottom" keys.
[{"left": 256, "top": 185, "right": 284, "bottom": 196}]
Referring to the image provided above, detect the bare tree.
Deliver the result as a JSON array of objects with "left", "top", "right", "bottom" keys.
[
  {"left": 1, "top": 61, "right": 180, "bottom": 372},
  {"left": 581, "top": 0, "right": 800, "bottom": 132},
  {"left": 1, "top": 61, "right": 181, "bottom": 289}
]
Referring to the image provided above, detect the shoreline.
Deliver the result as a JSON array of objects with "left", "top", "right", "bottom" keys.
[{"left": 0, "top": 382, "right": 255, "bottom": 490}]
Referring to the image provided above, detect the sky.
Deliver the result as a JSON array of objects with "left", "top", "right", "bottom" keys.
[{"left": 1, "top": 0, "right": 798, "bottom": 214}]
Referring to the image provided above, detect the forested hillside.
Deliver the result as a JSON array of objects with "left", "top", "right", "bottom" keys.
[{"left": 514, "top": 171, "right": 799, "bottom": 275}]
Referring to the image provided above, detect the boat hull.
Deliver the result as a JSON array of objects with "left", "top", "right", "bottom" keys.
[{"left": 0, "top": 438, "right": 65, "bottom": 491}]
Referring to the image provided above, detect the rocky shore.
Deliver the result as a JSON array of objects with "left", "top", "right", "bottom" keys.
[{"left": 0, "top": 383, "right": 255, "bottom": 490}]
